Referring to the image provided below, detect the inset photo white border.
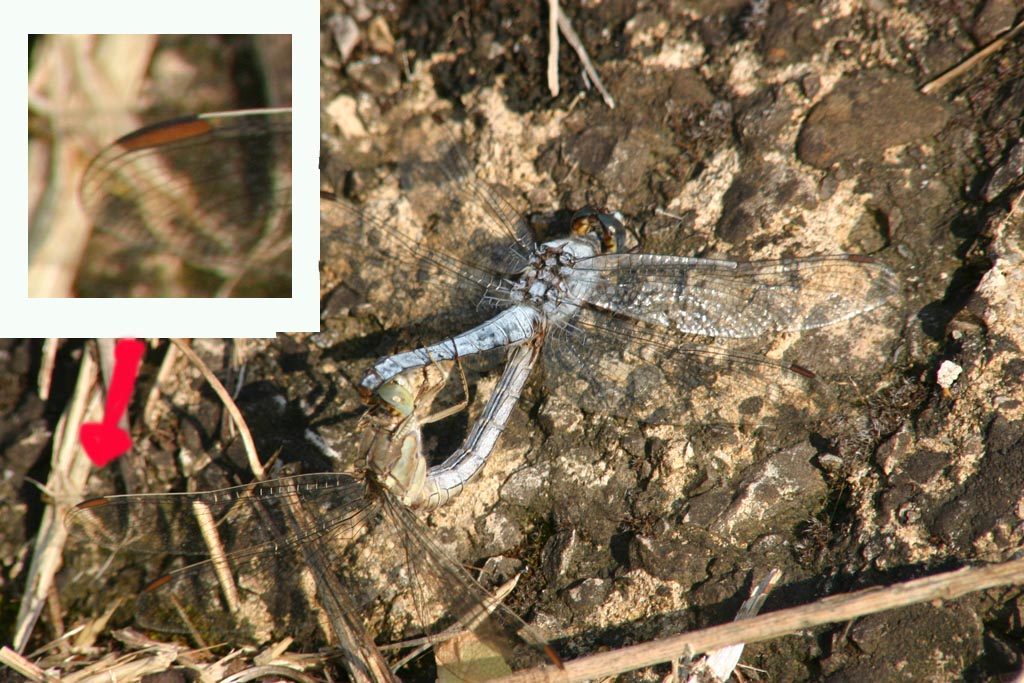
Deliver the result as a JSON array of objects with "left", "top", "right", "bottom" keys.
[{"left": 13, "top": 9, "right": 318, "bottom": 337}]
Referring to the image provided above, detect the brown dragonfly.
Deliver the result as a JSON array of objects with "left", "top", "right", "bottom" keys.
[{"left": 66, "top": 360, "right": 560, "bottom": 680}]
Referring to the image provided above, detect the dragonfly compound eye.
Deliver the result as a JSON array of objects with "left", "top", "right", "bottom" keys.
[
  {"left": 569, "top": 207, "right": 599, "bottom": 237},
  {"left": 597, "top": 210, "right": 626, "bottom": 253},
  {"left": 570, "top": 206, "right": 626, "bottom": 253}
]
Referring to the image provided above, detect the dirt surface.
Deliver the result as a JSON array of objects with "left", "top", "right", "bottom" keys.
[{"left": 5, "top": 3, "right": 1024, "bottom": 682}]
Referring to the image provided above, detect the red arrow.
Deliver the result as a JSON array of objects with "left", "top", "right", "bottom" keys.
[{"left": 79, "top": 339, "right": 146, "bottom": 467}]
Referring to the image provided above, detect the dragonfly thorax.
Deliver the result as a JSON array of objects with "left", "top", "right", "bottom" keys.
[
  {"left": 363, "top": 411, "right": 429, "bottom": 508},
  {"left": 509, "top": 235, "right": 600, "bottom": 311},
  {"left": 506, "top": 206, "right": 623, "bottom": 313}
]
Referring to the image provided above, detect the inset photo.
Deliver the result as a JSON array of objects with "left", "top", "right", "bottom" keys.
[{"left": 28, "top": 34, "right": 292, "bottom": 298}]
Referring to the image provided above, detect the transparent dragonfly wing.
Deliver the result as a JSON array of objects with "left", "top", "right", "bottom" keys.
[
  {"left": 545, "top": 315, "right": 834, "bottom": 427},
  {"left": 67, "top": 471, "right": 557, "bottom": 678},
  {"left": 394, "top": 123, "right": 536, "bottom": 263},
  {"left": 80, "top": 108, "right": 292, "bottom": 296},
  {"left": 321, "top": 191, "right": 505, "bottom": 338},
  {"left": 320, "top": 125, "right": 534, "bottom": 334},
  {"left": 375, "top": 483, "right": 559, "bottom": 674},
  {"left": 66, "top": 473, "right": 367, "bottom": 558},
  {"left": 66, "top": 473, "right": 371, "bottom": 641},
  {"left": 542, "top": 252, "right": 899, "bottom": 426},
  {"left": 570, "top": 253, "right": 900, "bottom": 338}
]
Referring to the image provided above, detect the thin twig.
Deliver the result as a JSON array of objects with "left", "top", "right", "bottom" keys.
[
  {"left": 11, "top": 348, "right": 99, "bottom": 653},
  {"left": 170, "top": 339, "right": 265, "bottom": 480},
  {"left": 0, "top": 646, "right": 55, "bottom": 683},
  {"left": 37, "top": 338, "right": 59, "bottom": 401},
  {"left": 142, "top": 340, "right": 178, "bottom": 428},
  {"left": 921, "top": 19, "right": 1024, "bottom": 94},
  {"left": 493, "top": 556, "right": 1024, "bottom": 682},
  {"left": 547, "top": 0, "right": 560, "bottom": 97},
  {"left": 555, "top": 4, "right": 615, "bottom": 108},
  {"left": 28, "top": 35, "right": 157, "bottom": 298}
]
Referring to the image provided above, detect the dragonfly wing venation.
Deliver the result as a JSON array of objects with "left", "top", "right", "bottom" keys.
[
  {"left": 573, "top": 253, "right": 900, "bottom": 338},
  {"left": 81, "top": 111, "right": 292, "bottom": 273}
]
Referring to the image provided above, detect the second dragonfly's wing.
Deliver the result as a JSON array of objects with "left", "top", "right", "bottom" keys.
[
  {"left": 67, "top": 467, "right": 560, "bottom": 678},
  {"left": 66, "top": 472, "right": 372, "bottom": 642},
  {"left": 366, "top": 482, "right": 561, "bottom": 678},
  {"left": 79, "top": 108, "right": 292, "bottom": 296}
]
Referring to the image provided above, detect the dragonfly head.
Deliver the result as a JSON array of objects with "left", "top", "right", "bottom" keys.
[
  {"left": 376, "top": 378, "right": 415, "bottom": 417},
  {"left": 358, "top": 367, "right": 417, "bottom": 419},
  {"left": 358, "top": 368, "right": 385, "bottom": 404},
  {"left": 569, "top": 205, "right": 622, "bottom": 253},
  {"left": 356, "top": 376, "right": 415, "bottom": 452},
  {"left": 570, "top": 206, "right": 626, "bottom": 254}
]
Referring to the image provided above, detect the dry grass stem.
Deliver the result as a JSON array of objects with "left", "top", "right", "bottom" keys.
[
  {"left": 555, "top": 5, "right": 616, "bottom": 109},
  {"left": 12, "top": 349, "right": 100, "bottom": 652},
  {"left": 921, "top": 19, "right": 1024, "bottom": 94},
  {"left": 142, "top": 340, "right": 178, "bottom": 428},
  {"left": 493, "top": 557, "right": 1024, "bottom": 682},
  {"left": 170, "top": 339, "right": 265, "bottom": 480}
]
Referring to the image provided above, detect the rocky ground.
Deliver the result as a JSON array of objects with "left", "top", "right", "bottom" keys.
[{"left": 4, "top": 2, "right": 1024, "bottom": 682}]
